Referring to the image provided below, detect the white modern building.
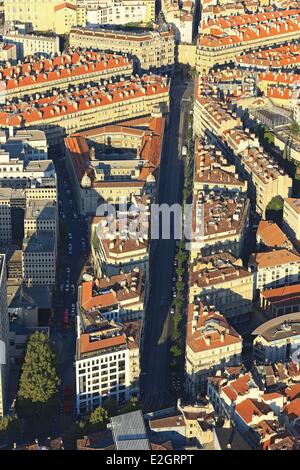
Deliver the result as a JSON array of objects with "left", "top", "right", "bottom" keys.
[{"left": 75, "top": 315, "right": 140, "bottom": 415}]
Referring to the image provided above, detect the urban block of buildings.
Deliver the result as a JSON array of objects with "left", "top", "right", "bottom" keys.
[{"left": 69, "top": 26, "right": 175, "bottom": 72}]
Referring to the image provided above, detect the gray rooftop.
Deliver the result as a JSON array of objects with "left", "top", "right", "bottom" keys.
[
  {"left": 252, "top": 312, "right": 300, "bottom": 342},
  {"left": 23, "top": 231, "right": 55, "bottom": 253},
  {"left": 110, "top": 410, "right": 150, "bottom": 450}
]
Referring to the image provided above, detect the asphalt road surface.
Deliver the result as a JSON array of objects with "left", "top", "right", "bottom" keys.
[{"left": 141, "top": 80, "right": 194, "bottom": 412}]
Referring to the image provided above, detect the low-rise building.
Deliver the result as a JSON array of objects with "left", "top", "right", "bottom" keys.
[
  {"left": 189, "top": 253, "right": 254, "bottom": 323},
  {"left": 252, "top": 312, "right": 300, "bottom": 364},
  {"left": 185, "top": 302, "right": 242, "bottom": 395}
]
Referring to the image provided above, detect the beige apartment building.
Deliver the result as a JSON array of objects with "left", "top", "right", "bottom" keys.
[
  {"left": 90, "top": 216, "right": 149, "bottom": 278},
  {"left": 64, "top": 115, "right": 165, "bottom": 215},
  {"left": 283, "top": 198, "right": 300, "bottom": 242},
  {"left": 69, "top": 27, "right": 175, "bottom": 71},
  {"left": 3, "top": 31, "right": 60, "bottom": 60},
  {"left": 249, "top": 249, "right": 300, "bottom": 297},
  {"left": 0, "top": 76, "right": 170, "bottom": 146},
  {"left": 190, "top": 192, "right": 250, "bottom": 260},
  {"left": 196, "top": 9, "right": 300, "bottom": 72},
  {"left": 4, "top": 0, "right": 77, "bottom": 34},
  {"left": 189, "top": 253, "right": 254, "bottom": 323},
  {"left": 1, "top": 51, "right": 133, "bottom": 101},
  {"left": 185, "top": 303, "right": 242, "bottom": 394},
  {"left": 193, "top": 82, "right": 292, "bottom": 216},
  {"left": 193, "top": 140, "right": 247, "bottom": 195}
]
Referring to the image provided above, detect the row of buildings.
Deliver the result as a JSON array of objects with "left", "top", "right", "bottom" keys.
[{"left": 196, "top": 8, "right": 300, "bottom": 72}]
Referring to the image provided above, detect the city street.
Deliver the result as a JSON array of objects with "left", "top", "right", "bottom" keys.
[
  {"left": 141, "top": 80, "right": 194, "bottom": 412},
  {"left": 49, "top": 148, "right": 90, "bottom": 417}
]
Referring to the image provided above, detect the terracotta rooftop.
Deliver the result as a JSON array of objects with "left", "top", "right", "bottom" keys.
[{"left": 257, "top": 220, "right": 291, "bottom": 248}]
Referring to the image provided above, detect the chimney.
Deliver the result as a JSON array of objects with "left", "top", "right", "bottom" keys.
[
  {"left": 8, "top": 125, "right": 14, "bottom": 138},
  {"left": 89, "top": 147, "right": 96, "bottom": 161}
]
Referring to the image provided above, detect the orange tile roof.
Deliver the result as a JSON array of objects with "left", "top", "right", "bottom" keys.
[
  {"left": 235, "top": 398, "right": 273, "bottom": 424},
  {"left": 79, "top": 332, "right": 127, "bottom": 354},
  {"left": 249, "top": 249, "right": 300, "bottom": 269},
  {"left": 257, "top": 220, "right": 291, "bottom": 248}
]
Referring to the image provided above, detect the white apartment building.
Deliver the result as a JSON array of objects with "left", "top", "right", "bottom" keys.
[
  {"left": 22, "top": 231, "right": 56, "bottom": 286},
  {"left": 0, "top": 254, "right": 9, "bottom": 418},
  {"left": 3, "top": 31, "right": 60, "bottom": 60},
  {"left": 82, "top": 0, "right": 150, "bottom": 26},
  {"left": 249, "top": 249, "right": 300, "bottom": 296},
  {"left": 75, "top": 317, "right": 140, "bottom": 415}
]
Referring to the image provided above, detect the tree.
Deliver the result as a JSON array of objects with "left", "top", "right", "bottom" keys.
[
  {"left": 118, "top": 396, "right": 140, "bottom": 415},
  {"left": 17, "top": 332, "right": 60, "bottom": 420},
  {"left": 102, "top": 398, "right": 118, "bottom": 417},
  {"left": 89, "top": 407, "right": 108, "bottom": 428},
  {"left": 290, "top": 120, "right": 300, "bottom": 136},
  {"left": 0, "top": 415, "right": 23, "bottom": 444},
  {"left": 78, "top": 407, "right": 108, "bottom": 435}
]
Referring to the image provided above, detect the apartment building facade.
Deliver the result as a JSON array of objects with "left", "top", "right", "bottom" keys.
[
  {"left": 75, "top": 317, "right": 140, "bottom": 414},
  {"left": 252, "top": 312, "right": 300, "bottom": 364},
  {"left": 3, "top": 31, "right": 60, "bottom": 60},
  {"left": 69, "top": 27, "right": 175, "bottom": 71},
  {"left": 4, "top": 0, "right": 77, "bottom": 34},
  {"left": 249, "top": 249, "right": 300, "bottom": 296},
  {"left": 185, "top": 303, "right": 242, "bottom": 395},
  {"left": 196, "top": 9, "right": 300, "bottom": 72},
  {"left": 283, "top": 198, "right": 300, "bottom": 243},
  {"left": 189, "top": 253, "right": 254, "bottom": 323},
  {"left": 0, "top": 76, "right": 170, "bottom": 145}
]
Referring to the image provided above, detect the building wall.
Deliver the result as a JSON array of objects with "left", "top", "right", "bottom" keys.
[
  {"left": 186, "top": 343, "right": 242, "bottom": 395},
  {"left": 69, "top": 28, "right": 175, "bottom": 71},
  {"left": 4, "top": 33, "right": 60, "bottom": 60},
  {"left": 283, "top": 200, "right": 300, "bottom": 242},
  {"left": 76, "top": 347, "right": 131, "bottom": 415},
  {"left": 189, "top": 275, "right": 254, "bottom": 322},
  {"left": 4, "top": 0, "right": 77, "bottom": 33}
]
